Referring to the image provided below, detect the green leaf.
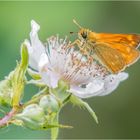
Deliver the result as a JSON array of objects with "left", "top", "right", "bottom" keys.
[
  {"left": 70, "top": 95, "right": 98, "bottom": 124},
  {"left": 39, "top": 94, "right": 60, "bottom": 114}
]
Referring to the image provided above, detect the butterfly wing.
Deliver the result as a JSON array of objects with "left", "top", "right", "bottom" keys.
[
  {"left": 95, "top": 33, "right": 140, "bottom": 66},
  {"left": 93, "top": 43, "right": 126, "bottom": 73},
  {"left": 96, "top": 33, "right": 140, "bottom": 48}
]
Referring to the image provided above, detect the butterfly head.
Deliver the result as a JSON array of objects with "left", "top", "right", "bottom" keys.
[
  {"left": 73, "top": 19, "right": 96, "bottom": 42},
  {"left": 78, "top": 28, "right": 90, "bottom": 41}
]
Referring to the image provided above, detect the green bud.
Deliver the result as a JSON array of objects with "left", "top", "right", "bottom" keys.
[
  {"left": 39, "top": 94, "right": 59, "bottom": 114},
  {"left": 17, "top": 104, "right": 45, "bottom": 122},
  {"left": 15, "top": 104, "right": 46, "bottom": 130},
  {"left": 15, "top": 117, "right": 44, "bottom": 130},
  {"left": 0, "top": 76, "right": 13, "bottom": 106}
]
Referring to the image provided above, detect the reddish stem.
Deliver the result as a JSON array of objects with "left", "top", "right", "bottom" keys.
[{"left": 0, "top": 108, "right": 17, "bottom": 127}]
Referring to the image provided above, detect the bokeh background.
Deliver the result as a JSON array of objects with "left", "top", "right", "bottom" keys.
[{"left": 0, "top": 1, "right": 140, "bottom": 139}]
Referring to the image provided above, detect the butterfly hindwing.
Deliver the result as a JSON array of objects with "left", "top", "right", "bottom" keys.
[{"left": 93, "top": 42, "right": 126, "bottom": 73}]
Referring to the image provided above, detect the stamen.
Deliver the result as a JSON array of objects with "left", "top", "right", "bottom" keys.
[{"left": 45, "top": 35, "right": 109, "bottom": 85}]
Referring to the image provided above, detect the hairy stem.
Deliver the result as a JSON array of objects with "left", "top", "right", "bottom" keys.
[
  {"left": 0, "top": 108, "right": 17, "bottom": 128},
  {"left": 0, "top": 88, "right": 49, "bottom": 128}
]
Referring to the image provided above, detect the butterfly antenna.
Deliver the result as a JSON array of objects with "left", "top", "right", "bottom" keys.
[
  {"left": 73, "top": 19, "right": 82, "bottom": 29},
  {"left": 70, "top": 31, "right": 78, "bottom": 34}
]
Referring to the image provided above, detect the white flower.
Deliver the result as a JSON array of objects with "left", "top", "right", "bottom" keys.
[{"left": 25, "top": 20, "right": 128, "bottom": 98}]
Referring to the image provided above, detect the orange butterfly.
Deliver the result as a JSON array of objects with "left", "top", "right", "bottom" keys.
[{"left": 71, "top": 20, "right": 140, "bottom": 74}]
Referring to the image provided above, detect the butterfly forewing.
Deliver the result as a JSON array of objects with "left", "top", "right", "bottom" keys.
[
  {"left": 96, "top": 33, "right": 140, "bottom": 66},
  {"left": 96, "top": 33, "right": 140, "bottom": 48}
]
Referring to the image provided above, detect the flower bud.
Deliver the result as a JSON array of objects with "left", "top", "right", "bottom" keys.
[
  {"left": 0, "top": 78, "right": 13, "bottom": 106},
  {"left": 19, "top": 104, "right": 45, "bottom": 122},
  {"left": 39, "top": 94, "right": 59, "bottom": 114},
  {"left": 15, "top": 104, "right": 46, "bottom": 130}
]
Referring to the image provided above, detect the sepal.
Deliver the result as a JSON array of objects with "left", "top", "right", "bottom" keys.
[
  {"left": 0, "top": 44, "right": 28, "bottom": 107},
  {"left": 51, "top": 80, "right": 70, "bottom": 103},
  {"left": 70, "top": 95, "right": 98, "bottom": 124}
]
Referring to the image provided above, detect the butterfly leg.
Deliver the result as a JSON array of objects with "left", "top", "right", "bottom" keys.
[
  {"left": 80, "top": 44, "right": 94, "bottom": 63},
  {"left": 70, "top": 40, "right": 94, "bottom": 63},
  {"left": 69, "top": 39, "right": 83, "bottom": 48}
]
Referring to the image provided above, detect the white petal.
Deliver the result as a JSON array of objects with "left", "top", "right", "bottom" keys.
[
  {"left": 40, "top": 70, "right": 60, "bottom": 88},
  {"left": 38, "top": 53, "right": 49, "bottom": 70},
  {"left": 38, "top": 53, "right": 60, "bottom": 88},
  {"left": 99, "top": 72, "right": 128, "bottom": 96},
  {"left": 40, "top": 70, "right": 51, "bottom": 87},
  {"left": 31, "top": 20, "right": 40, "bottom": 36},
  {"left": 70, "top": 72, "right": 128, "bottom": 98},
  {"left": 117, "top": 72, "right": 129, "bottom": 81},
  {"left": 49, "top": 72, "right": 60, "bottom": 88},
  {"left": 27, "top": 20, "right": 45, "bottom": 70},
  {"left": 70, "top": 80, "right": 104, "bottom": 98}
]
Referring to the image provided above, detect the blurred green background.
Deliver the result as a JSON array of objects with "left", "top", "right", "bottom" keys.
[{"left": 0, "top": 1, "right": 140, "bottom": 139}]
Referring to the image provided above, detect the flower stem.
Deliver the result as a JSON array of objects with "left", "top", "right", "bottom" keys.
[
  {"left": 0, "top": 88, "right": 48, "bottom": 128},
  {"left": 0, "top": 108, "right": 17, "bottom": 128}
]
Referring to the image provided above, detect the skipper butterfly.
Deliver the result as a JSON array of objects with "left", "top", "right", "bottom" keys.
[{"left": 71, "top": 20, "right": 140, "bottom": 73}]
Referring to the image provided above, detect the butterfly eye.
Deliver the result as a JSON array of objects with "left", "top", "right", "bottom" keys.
[{"left": 81, "top": 32, "right": 87, "bottom": 39}]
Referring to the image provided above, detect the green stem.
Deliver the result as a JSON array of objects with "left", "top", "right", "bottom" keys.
[
  {"left": 23, "top": 88, "right": 48, "bottom": 108},
  {"left": 51, "top": 113, "right": 59, "bottom": 140}
]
